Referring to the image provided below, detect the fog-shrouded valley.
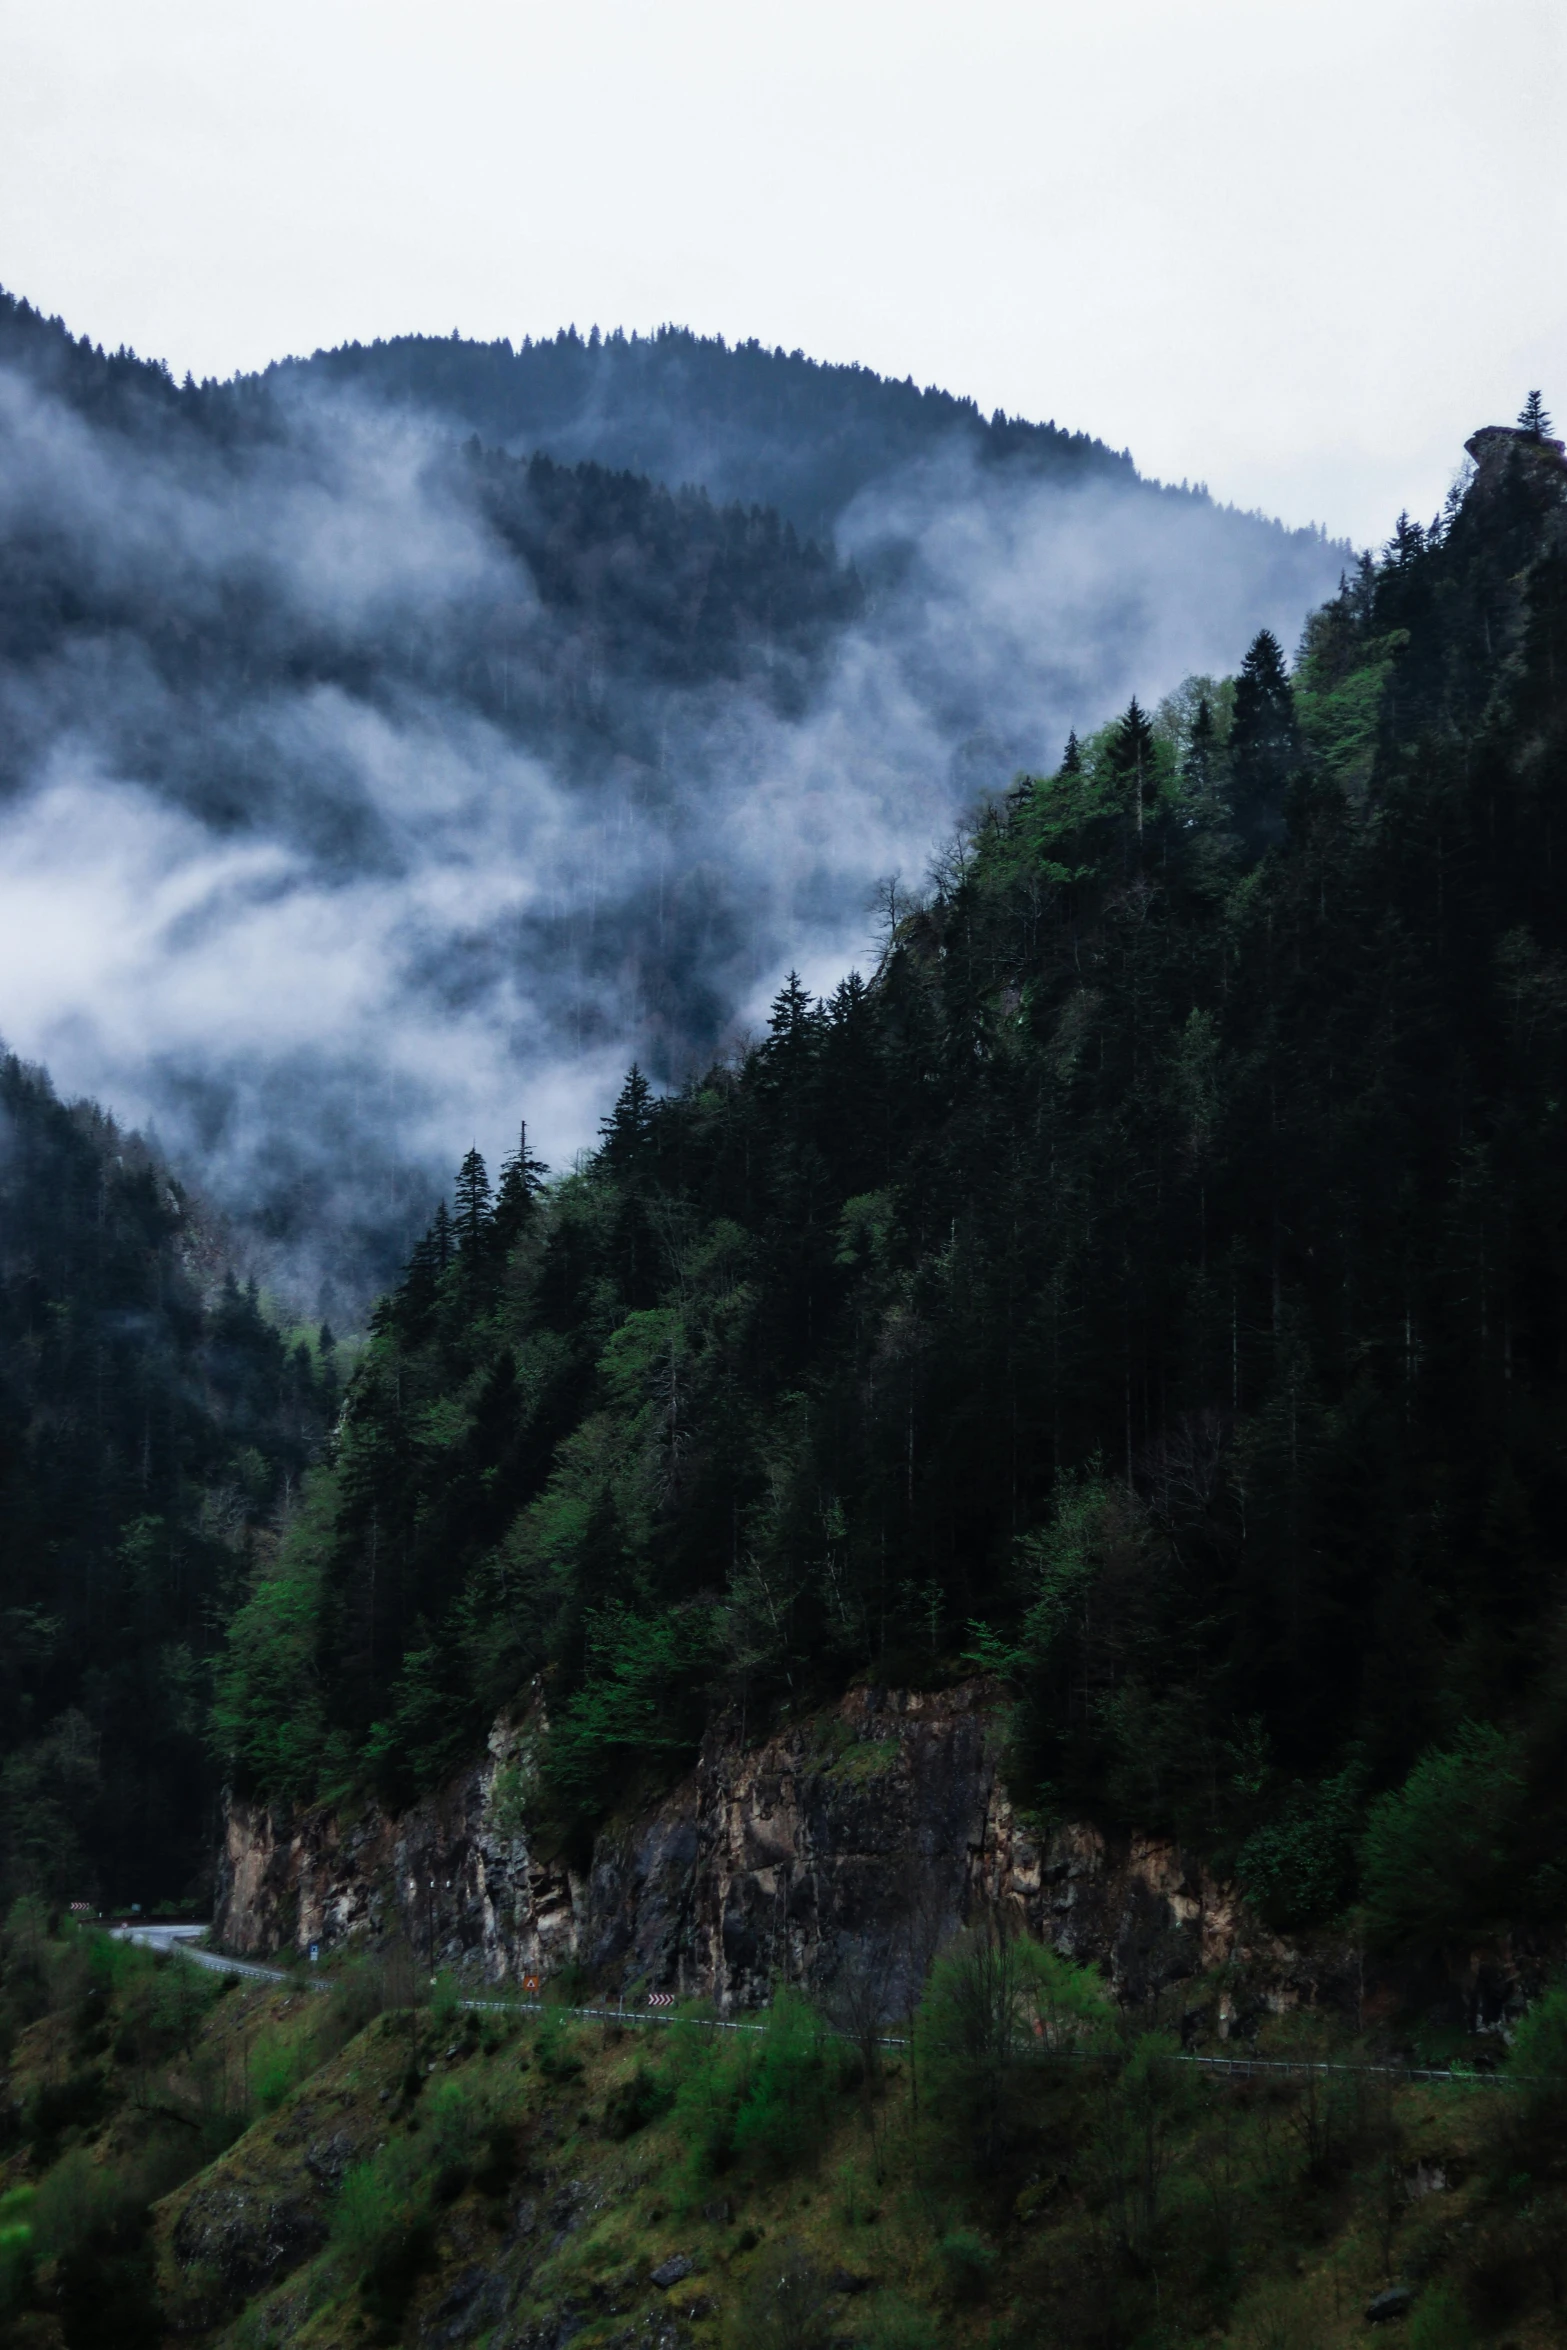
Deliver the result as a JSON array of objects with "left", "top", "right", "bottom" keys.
[
  {"left": 9, "top": 275, "right": 1567, "bottom": 2350},
  {"left": 0, "top": 291, "right": 1345, "bottom": 1314}
]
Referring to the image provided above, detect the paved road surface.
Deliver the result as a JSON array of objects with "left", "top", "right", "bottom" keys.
[{"left": 111, "top": 1923, "right": 289, "bottom": 1983}]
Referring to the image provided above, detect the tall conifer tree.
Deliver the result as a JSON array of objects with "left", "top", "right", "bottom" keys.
[
  {"left": 1518, "top": 390, "right": 1553, "bottom": 439},
  {"left": 493, "top": 1121, "right": 549, "bottom": 1246},
  {"left": 599, "top": 1066, "right": 655, "bottom": 1168},
  {"left": 454, "top": 1147, "right": 493, "bottom": 1254},
  {"left": 1228, "top": 628, "right": 1298, "bottom": 850},
  {"left": 1109, "top": 696, "right": 1158, "bottom": 843}
]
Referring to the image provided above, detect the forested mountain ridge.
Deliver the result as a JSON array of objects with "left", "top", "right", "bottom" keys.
[
  {"left": 211, "top": 405, "right": 1567, "bottom": 1954},
  {"left": 0, "top": 288, "right": 861, "bottom": 774},
  {"left": 265, "top": 321, "right": 1141, "bottom": 540},
  {"left": 0, "top": 1054, "right": 339, "bottom": 1907}
]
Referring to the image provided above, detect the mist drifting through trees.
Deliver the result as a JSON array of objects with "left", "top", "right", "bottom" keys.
[{"left": 0, "top": 296, "right": 1344, "bottom": 1316}]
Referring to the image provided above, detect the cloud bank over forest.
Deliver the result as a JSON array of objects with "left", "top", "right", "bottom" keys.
[{"left": 0, "top": 300, "right": 1347, "bottom": 1310}]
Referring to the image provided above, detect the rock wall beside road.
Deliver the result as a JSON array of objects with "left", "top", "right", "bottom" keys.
[{"left": 214, "top": 1681, "right": 1333, "bottom": 2027}]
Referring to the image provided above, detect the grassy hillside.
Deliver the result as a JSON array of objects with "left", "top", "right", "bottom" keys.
[{"left": 4, "top": 1909, "right": 1567, "bottom": 2348}]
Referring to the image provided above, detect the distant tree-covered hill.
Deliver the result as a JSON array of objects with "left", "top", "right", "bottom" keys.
[
  {"left": 0, "top": 291, "right": 862, "bottom": 776},
  {"left": 213, "top": 408, "right": 1567, "bottom": 1955}
]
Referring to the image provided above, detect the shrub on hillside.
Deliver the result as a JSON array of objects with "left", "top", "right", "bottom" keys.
[
  {"left": 1505, "top": 1975, "right": 1567, "bottom": 2143},
  {"left": 919, "top": 1922, "right": 1107, "bottom": 2167},
  {"left": 934, "top": 2226, "right": 997, "bottom": 2301},
  {"left": 603, "top": 2059, "right": 673, "bottom": 2139},
  {"left": 1235, "top": 1755, "right": 1367, "bottom": 1927},
  {"left": 724, "top": 2241, "right": 835, "bottom": 2350},
  {"left": 1360, "top": 1724, "right": 1527, "bottom": 1949},
  {"left": 730, "top": 1988, "right": 848, "bottom": 2175}
]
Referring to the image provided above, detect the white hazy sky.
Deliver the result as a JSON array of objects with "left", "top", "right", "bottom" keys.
[{"left": 3, "top": 0, "right": 1565, "bottom": 549}]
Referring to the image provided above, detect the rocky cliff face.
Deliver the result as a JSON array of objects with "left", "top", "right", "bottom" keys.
[{"left": 216, "top": 1682, "right": 1338, "bottom": 2030}]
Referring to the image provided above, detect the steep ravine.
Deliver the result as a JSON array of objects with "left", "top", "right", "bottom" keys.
[{"left": 216, "top": 1683, "right": 1382, "bottom": 2034}]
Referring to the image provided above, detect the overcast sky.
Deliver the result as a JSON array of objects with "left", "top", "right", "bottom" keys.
[{"left": 4, "top": 0, "right": 1565, "bottom": 550}]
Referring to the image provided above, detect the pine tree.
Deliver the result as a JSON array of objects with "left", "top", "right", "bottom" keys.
[
  {"left": 1518, "top": 390, "right": 1554, "bottom": 440},
  {"left": 767, "top": 971, "right": 817, "bottom": 1049},
  {"left": 454, "top": 1147, "right": 493, "bottom": 1254},
  {"left": 493, "top": 1121, "right": 549, "bottom": 1245},
  {"left": 599, "top": 1065, "right": 655, "bottom": 1168},
  {"left": 1059, "top": 729, "right": 1082, "bottom": 776},
  {"left": 1386, "top": 512, "right": 1425, "bottom": 567},
  {"left": 1183, "top": 695, "right": 1216, "bottom": 789},
  {"left": 1228, "top": 628, "right": 1298, "bottom": 851},
  {"left": 1108, "top": 697, "right": 1158, "bottom": 841},
  {"left": 1180, "top": 694, "right": 1230, "bottom": 834},
  {"left": 394, "top": 1207, "right": 452, "bottom": 1330}
]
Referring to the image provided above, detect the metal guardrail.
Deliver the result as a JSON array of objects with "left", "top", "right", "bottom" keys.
[
  {"left": 118, "top": 1929, "right": 1530, "bottom": 2090},
  {"left": 1173, "top": 2053, "right": 1514, "bottom": 2087}
]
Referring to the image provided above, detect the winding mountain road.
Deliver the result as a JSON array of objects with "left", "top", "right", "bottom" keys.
[{"left": 111, "top": 1922, "right": 291, "bottom": 1983}]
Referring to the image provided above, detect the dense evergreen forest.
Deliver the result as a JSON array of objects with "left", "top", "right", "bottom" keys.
[
  {"left": 267, "top": 321, "right": 1140, "bottom": 539},
  {"left": 211, "top": 406, "right": 1567, "bottom": 1951},
  {"left": 0, "top": 289, "right": 862, "bottom": 791},
  {"left": 0, "top": 1060, "right": 337, "bottom": 1907}
]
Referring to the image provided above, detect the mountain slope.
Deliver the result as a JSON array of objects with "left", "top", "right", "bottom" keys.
[
  {"left": 0, "top": 1053, "right": 336, "bottom": 1907},
  {"left": 211, "top": 412, "right": 1567, "bottom": 1956}
]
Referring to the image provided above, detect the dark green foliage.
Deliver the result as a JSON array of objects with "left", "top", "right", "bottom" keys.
[
  {"left": 630, "top": 1992, "right": 853, "bottom": 2192},
  {"left": 212, "top": 424, "right": 1567, "bottom": 1948},
  {"left": 730, "top": 1990, "right": 849, "bottom": 2176},
  {"left": 725, "top": 2240, "right": 836, "bottom": 2350},
  {"left": 473, "top": 2121, "right": 521, "bottom": 2194},
  {"left": 492, "top": 1123, "right": 549, "bottom": 1252},
  {"left": 598, "top": 1063, "right": 657, "bottom": 1168},
  {"left": 603, "top": 2060, "right": 674, "bottom": 2139},
  {"left": 0, "top": 1059, "right": 334, "bottom": 1905},
  {"left": 1506, "top": 1975, "right": 1567, "bottom": 2140},
  {"left": 1107, "top": 696, "right": 1159, "bottom": 840},
  {"left": 1360, "top": 1725, "right": 1529, "bottom": 1950},
  {"left": 1227, "top": 625, "right": 1298, "bottom": 846},
  {"left": 1235, "top": 1754, "right": 1368, "bottom": 1928},
  {"left": 0, "top": 1921, "right": 247, "bottom": 2349},
  {"left": 1518, "top": 390, "right": 1554, "bottom": 440},
  {"left": 534, "top": 2010, "right": 585, "bottom": 2085},
  {"left": 453, "top": 1147, "right": 493, "bottom": 1257},
  {"left": 919, "top": 1927, "right": 1107, "bottom": 2170},
  {"left": 54, "top": 2212, "right": 163, "bottom": 2350},
  {"left": 25, "top": 2071, "right": 109, "bottom": 2165},
  {"left": 933, "top": 2227, "right": 997, "bottom": 2301},
  {"left": 358, "top": 2216, "right": 436, "bottom": 2340},
  {"left": 0, "top": 282, "right": 1346, "bottom": 1334}
]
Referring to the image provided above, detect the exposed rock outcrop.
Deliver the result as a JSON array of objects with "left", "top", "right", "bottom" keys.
[
  {"left": 1464, "top": 422, "right": 1567, "bottom": 471},
  {"left": 216, "top": 1682, "right": 1329, "bottom": 2026}
]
